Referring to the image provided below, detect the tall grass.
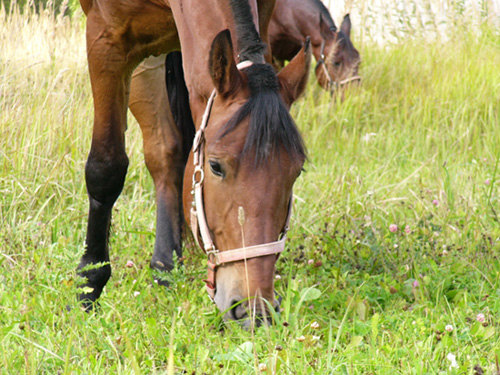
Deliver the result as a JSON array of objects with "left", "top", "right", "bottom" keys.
[{"left": 0, "top": 3, "right": 499, "bottom": 374}]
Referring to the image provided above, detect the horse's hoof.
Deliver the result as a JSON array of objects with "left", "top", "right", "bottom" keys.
[{"left": 153, "top": 277, "right": 170, "bottom": 287}]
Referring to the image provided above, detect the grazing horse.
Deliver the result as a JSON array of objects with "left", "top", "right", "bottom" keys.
[
  {"left": 77, "top": 0, "right": 311, "bottom": 325},
  {"left": 269, "top": 0, "right": 361, "bottom": 92}
]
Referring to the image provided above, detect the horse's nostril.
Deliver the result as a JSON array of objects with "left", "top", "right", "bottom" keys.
[{"left": 230, "top": 300, "right": 248, "bottom": 320}]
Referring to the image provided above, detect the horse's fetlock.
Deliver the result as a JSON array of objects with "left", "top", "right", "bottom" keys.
[
  {"left": 150, "top": 255, "right": 174, "bottom": 272},
  {"left": 77, "top": 260, "right": 111, "bottom": 303}
]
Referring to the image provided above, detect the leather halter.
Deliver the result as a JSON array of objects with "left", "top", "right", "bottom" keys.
[
  {"left": 190, "top": 61, "right": 293, "bottom": 301},
  {"left": 316, "top": 39, "right": 361, "bottom": 92}
]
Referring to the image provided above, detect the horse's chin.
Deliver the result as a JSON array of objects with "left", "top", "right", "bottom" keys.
[{"left": 223, "top": 315, "right": 274, "bottom": 330}]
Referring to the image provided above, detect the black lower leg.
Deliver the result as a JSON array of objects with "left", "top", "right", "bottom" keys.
[
  {"left": 150, "top": 193, "right": 183, "bottom": 285},
  {"left": 77, "top": 151, "right": 128, "bottom": 308}
]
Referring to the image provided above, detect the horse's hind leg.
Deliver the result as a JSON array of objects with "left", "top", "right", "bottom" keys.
[
  {"left": 77, "top": 16, "right": 133, "bottom": 306},
  {"left": 129, "top": 55, "right": 186, "bottom": 279}
]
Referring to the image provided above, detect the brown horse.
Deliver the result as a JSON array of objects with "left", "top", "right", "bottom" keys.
[
  {"left": 269, "top": 0, "right": 360, "bottom": 92},
  {"left": 77, "top": 0, "right": 310, "bottom": 325}
]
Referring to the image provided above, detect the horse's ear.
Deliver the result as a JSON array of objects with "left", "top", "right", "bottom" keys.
[
  {"left": 319, "top": 14, "right": 336, "bottom": 40},
  {"left": 277, "top": 37, "right": 312, "bottom": 106},
  {"left": 209, "top": 29, "right": 241, "bottom": 97},
  {"left": 340, "top": 14, "right": 351, "bottom": 37}
]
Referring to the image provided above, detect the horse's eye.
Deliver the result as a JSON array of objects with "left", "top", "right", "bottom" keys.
[
  {"left": 334, "top": 61, "right": 342, "bottom": 67},
  {"left": 209, "top": 160, "right": 224, "bottom": 177}
]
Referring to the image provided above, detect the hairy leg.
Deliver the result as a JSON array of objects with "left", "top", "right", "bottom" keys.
[
  {"left": 77, "top": 11, "right": 133, "bottom": 307},
  {"left": 129, "top": 55, "right": 185, "bottom": 279}
]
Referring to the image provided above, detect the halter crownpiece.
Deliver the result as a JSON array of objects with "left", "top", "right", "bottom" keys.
[
  {"left": 236, "top": 60, "right": 254, "bottom": 70},
  {"left": 190, "top": 60, "right": 294, "bottom": 301}
]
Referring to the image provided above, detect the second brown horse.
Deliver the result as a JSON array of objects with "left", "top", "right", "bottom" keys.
[{"left": 270, "top": 0, "right": 361, "bottom": 92}]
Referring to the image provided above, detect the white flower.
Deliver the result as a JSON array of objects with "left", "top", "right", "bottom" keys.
[
  {"left": 296, "top": 335, "right": 305, "bottom": 342},
  {"left": 310, "top": 321, "right": 320, "bottom": 329},
  {"left": 275, "top": 274, "right": 281, "bottom": 280},
  {"left": 133, "top": 291, "right": 140, "bottom": 297},
  {"left": 445, "top": 324, "right": 453, "bottom": 332},
  {"left": 258, "top": 363, "right": 267, "bottom": 372},
  {"left": 362, "top": 133, "right": 377, "bottom": 142},
  {"left": 447, "top": 353, "right": 458, "bottom": 369},
  {"left": 476, "top": 313, "right": 485, "bottom": 323},
  {"left": 312, "top": 335, "right": 321, "bottom": 341}
]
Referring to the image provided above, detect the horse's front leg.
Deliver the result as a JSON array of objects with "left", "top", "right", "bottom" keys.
[
  {"left": 129, "top": 54, "right": 188, "bottom": 281},
  {"left": 77, "top": 14, "right": 133, "bottom": 308}
]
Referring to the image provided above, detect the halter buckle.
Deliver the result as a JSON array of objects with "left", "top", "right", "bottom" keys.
[
  {"left": 192, "top": 166, "right": 204, "bottom": 187},
  {"left": 206, "top": 248, "right": 220, "bottom": 265}
]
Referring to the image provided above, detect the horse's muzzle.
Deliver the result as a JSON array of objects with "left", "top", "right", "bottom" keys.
[{"left": 225, "top": 296, "right": 281, "bottom": 328}]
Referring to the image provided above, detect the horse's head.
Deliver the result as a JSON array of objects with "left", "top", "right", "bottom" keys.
[
  {"left": 183, "top": 30, "right": 310, "bottom": 326},
  {"left": 315, "top": 14, "right": 361, "bottom": 93}
]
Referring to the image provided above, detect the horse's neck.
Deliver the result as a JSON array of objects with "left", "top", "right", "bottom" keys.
[
  {"left": 169, "top": 0, "right": 259, "bottom": 123},
  {"left": 274, "top": 0, "right": 330, "bottom": 61}
]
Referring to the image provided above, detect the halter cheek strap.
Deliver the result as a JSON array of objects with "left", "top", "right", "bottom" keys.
[{"left": 189, "top": 60, "right": 293, "bottom": 301}]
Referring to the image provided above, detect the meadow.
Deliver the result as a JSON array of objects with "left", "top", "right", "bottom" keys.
[{"left": 0, "top": 3, "right": 499, "bottom": 374}]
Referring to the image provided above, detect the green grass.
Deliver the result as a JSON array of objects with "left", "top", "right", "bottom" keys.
[{"left": 1, "top": 7, "right": 499, "bottom": 375}]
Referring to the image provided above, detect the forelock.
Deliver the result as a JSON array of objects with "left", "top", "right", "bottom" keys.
[{"left": 217, "top": 64, "right": 306, "bottom": 165}]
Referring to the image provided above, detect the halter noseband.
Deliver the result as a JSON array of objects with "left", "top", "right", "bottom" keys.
[
  {"left": 316, "top": 39, "right": 361, "bottom": 92},
  {"left": 190, "top": 61, "right": 293, "bottom": 301}
]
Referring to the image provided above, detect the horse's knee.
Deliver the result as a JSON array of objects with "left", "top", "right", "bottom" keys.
[
  {"left": 144, "top": 137, "right": 183, "bottom": 182},
  {"left": 85, "top": 151, "right": 129, "bottom": 206}
]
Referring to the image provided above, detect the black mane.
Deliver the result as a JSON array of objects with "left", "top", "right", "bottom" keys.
[
  {"left": 230, "top": 0, "right": 266, "bottom": 62},
  {"left": 219, "top": 64, "right": 306, "bottom": 164},
  {"left": 313, "top": 0, "right": 337, "bottom": 31},
  {"left": 216, "top": 0, "right": 306, "bottom": 164}
]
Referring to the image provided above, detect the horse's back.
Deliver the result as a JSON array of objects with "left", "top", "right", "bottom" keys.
[{"left": 81, "top": 0, "right": 178, "bottom": 63}]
